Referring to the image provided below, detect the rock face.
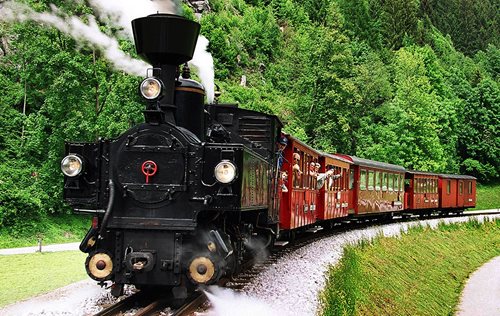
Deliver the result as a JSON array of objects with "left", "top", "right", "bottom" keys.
[{"left": 184, "top": 0, "right": 211, "bottom": 14}]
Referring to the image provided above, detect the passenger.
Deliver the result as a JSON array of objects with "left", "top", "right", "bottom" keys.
[
  {"left": 317, "top": 165, "right": 341, "bottom": 190},
  {"left": 315, "top": 163, "right": 320, "bottom": 175},
  {"left": 309, "top": 161, "right": 317, "bottom": 177},
  {"left": 292, "top": 152, "right": 302, "bottom": 187},
  {"left": 276, "top": 135, "right": 288, "bottom": 192}
]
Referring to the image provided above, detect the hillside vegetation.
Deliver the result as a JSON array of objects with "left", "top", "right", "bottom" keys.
[
  {"left": 0, "top": 0, "right": 498, "bottom": 232},
  {"left": 319, "top": 219, "right": 500, "bottom": 315}
]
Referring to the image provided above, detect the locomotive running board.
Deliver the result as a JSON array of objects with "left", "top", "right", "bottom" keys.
[{"left": 273, "top": 241, "right": 289, "bottom": 247}]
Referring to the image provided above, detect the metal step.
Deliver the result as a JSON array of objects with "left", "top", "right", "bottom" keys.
[{"left": 306, "top": 226, "right": 324, "bottom": 233}]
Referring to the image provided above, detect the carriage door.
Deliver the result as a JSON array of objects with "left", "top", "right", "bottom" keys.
[{"left": 457, "top": 180, "right": 465, "bottom": 208}]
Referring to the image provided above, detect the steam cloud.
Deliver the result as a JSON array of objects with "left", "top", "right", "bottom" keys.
[
  {"left": 205, "top": 286, "right": 285, "bottom": 316},
  {"left": 1, "top": 0, "right": 216, "bottom": 103},
  {"left": 191, "top": 36, "right": 215, "bottom": 104}
]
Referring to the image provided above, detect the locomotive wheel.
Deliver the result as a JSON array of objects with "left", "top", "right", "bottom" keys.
[{"left": 188, "top": 256, "right": 217, "bottom": 284}]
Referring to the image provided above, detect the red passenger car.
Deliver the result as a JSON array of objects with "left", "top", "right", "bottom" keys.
[
  {"left": 279, "top": 136, "right": 321, "bottom": 230},
  {"left": 335, "top": 155, "right": 405, "bottom": 215},
  {"left": 317, "top": 153, "right": 351, "bottom": 221},
  {"left": 404, "top": 171, "right": 439, "bottom": 211},
  {"left": 439, "top": 174, "right": 476, "bottom": 210}
]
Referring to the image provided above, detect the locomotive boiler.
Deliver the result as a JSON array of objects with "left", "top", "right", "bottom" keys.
[{"left": 61, "top": 14, "right": 282, "bottom": 297}]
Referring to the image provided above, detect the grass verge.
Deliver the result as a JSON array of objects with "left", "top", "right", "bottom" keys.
[
  {"left": 0, "top": 251, "right": 88, "bottom": 308},
  {"left": 319, "top": 219, "right": 500, "bottom": 316},
  {"left": 0, "top": 214, "right": 90, "bottom": 248},
  {"left": 472, "top": 183, "right": 500, "bottom": 211}
]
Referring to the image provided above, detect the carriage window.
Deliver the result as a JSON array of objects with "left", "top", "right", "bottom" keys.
[
  {"left": 468, "top": 181, "right": 472, "bottom": 194},
  {"left": 388, "top": 174, "right": 394, "bottom": 191},
  {"left": 375, "top": 171, "right": 381, "bottom": 191},
  {"left": 368, "top": 171, "right": 374, "bottom": 190},
  {"left": 336, "top": 166, "right": 342, "bottom": 191},
  {"left": 292, "top": 150, "right": 303, "bottom": 188},
  {"left": 446, "top": 180, "right": 451, "bottom": 194},
  {"left": 360, "top": 169, "right": 367, "bottom": 190},
  {"left": 382, "top": 173, "right": 387, "bottom": 191},
  {"left": 459, "top": 181, "right": 463, "bottom": 195},
  {"left": 415, "top": 178, "right": 420, "bottom": 193},
  {"left": 349, "top": 169, "right": 354, "bottom": 190},
  {"left": 394, "top": 174, "right": 399, "bottom": 192},
  {"left": 308, "top": 156, "right": 319, "bottom": 190}
]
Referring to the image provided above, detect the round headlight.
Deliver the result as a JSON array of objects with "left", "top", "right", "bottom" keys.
[
  {"left": 61, "top": 154, "right": 83, "bottom": 177},
  {"left": 214, "top": 161, "right": 237, "bottom": 184},
  {"left": 140, "top": 78, "right": 162, "bottom": 99}
]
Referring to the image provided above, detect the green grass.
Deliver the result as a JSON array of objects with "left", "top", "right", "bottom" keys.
[
  {"left": 472, "top": 183, "right": 500, "bottom": 211},
  {"left": 319, "top": 219, "right": 500, "bottom": 316},
  {"left": 0, "top": 214, "right": 90, "bottom": 248},
  {"left": 0, "top": 251, "right": 88, "bottom": 307}
]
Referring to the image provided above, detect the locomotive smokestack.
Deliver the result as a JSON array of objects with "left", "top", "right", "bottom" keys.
[{"left": 132, "top": 14, "right": 201, "bottom": 124}]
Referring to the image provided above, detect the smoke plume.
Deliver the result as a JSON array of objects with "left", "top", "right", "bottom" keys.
[
  {"left": 1, "top": 0, "right": 216, "bottom": 103},
  {"left": 87, "top": 0, "right": 178, "bottom": 38},
  {"left": 0, "top": 1, "right": 149, "bottom": 76}
]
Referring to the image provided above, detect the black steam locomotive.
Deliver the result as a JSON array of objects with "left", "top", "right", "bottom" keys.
[{"left": 61, "top": 14, "right": 282, "bottom": 297}]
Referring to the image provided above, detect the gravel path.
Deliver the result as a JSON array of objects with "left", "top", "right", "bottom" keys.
[
  {"left": 0, "top": 242, "right": 80, "bottom": 255},
  {"left": 0, "top": 280, "right": 106, "bottom": 316},
  {"left": 456, "top": 255, "right": 500, "bottom": 316}
]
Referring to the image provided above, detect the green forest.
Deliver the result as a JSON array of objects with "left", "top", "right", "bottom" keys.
[{"left": 0, "top": 0, "right": 498, "bottom": 232}]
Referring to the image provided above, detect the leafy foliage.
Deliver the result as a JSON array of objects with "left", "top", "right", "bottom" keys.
[{"left": 0, "top": 0, "right": 498, "bottom": 231}]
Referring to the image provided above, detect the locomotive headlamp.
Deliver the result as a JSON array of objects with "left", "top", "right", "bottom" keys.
[
  {"left": 61, "top": 154, "right": 83, "bottom": 177},
  {"left": 214, "top": 160, "right": 237, "bottom": 184},
  {"left": 140, "top": 77, "right": 162, "bottom": 99}
]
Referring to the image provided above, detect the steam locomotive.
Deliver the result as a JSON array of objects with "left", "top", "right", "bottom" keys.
[
  {"left": 61, "top": 14, "right": 476, "bottom": 298},
  {"left": 62, "top": 14, "right": 282, "bottom": 297}
]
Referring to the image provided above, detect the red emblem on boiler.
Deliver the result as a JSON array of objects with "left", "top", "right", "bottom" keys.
[{"left": 141, "top": 160, "right": 158, "bottom": 184}]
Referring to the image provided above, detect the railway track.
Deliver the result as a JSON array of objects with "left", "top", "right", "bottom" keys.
[
  {"left": 93, "top": 210, "right": 499, "bottom": 315},
  {"left": 94, "top": 290, "right": 206, "bottom": 316}
]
